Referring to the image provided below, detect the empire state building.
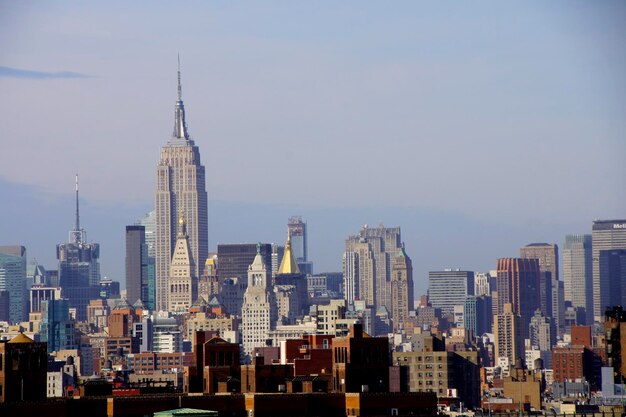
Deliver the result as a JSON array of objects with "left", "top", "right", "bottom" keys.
[{"left": 155, "top": 61, "right": 208, "bottom": 312}]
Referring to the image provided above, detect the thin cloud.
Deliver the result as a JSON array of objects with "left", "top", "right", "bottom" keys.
[{"left": 0, "top": 66, "right": 91, "bottom": 79}]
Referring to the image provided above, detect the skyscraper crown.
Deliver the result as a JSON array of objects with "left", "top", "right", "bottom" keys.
[{"left": 173, "top": 54, "right": 189, "bottom": 139}]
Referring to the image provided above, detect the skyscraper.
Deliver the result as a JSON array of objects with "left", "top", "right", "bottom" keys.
[
  {"left": 137, "top": 211, "right": 156, "bottom": 311},
  {"left": 39, "top": 299, "right": 76, "bottom": 353},
  {"left": 287, "top": 216, "right": 312, "bottom": 275},
  {"left": 427, "top": 269, "right": 474, "bottom": 317},
  {"left": 217, "top": 243, "right": 272, "bottom": 285},
  {"left": 0, "top": 246, "right": 26, "bottom": 323},
  {"left": 155, "top": 61, "right": 208, "bottom": 312},
  {"left": 270, "top": 243, "right": 284, "bottom": 279},
  {"left": 599, "top": 249, "right": 626, "bottom": 311},
  {"left": 390, "top": 247, "right": 414, "bottom": 333},
  {"left": 343, "top": 225, "right": 403, "bottom": 313},
  {"left": 528, "top": 309, "right": 553, "bottom": 351},
  {"left": 520, "top": 243, "right": 557, "bottom": 317},
  {"left": 168, "top": 214, "right": 196, "bottom": 312},
  {"left": 495, "top": 258, "right": 540, "bottom": 337},
  {"left": 464, "top": 295, "right": 492, "bottom": 337},
  {"left": 274, "top": 234, "right": 308, "bottom": 323},
  {"left": 474, "top": 272, "right": 492, "bottom": 297},
  {"left": 494, "top": 303, "right": 523, "bottom": 366},
  {"left": 592, "top": 220, "right": 626, "bottom": 322},
  {"left": 56, "top": 176, "right": 100, "bottom": 321},
  {"left": 241, "top": 244, "right": 276, "bottom": 359},
  {"left": 125, "top": 225, "right": 148, "bottom": 306},
  {"left": 520, "top": 243, "right": 560, "bottom": 334},
  {"left": 562, "top": 234, "right": 593, "bottom": 324}
]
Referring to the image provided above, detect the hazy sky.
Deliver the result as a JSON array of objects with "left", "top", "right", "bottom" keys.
[{"left": 1, "top": 2, "right": 625, "bottom": 295}]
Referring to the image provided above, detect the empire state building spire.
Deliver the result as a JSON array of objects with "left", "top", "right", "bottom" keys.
[{"left": 173, "top": 54, "right": 189, "bottom": 139}]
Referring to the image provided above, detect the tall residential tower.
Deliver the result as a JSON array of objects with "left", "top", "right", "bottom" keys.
[{"left": 155, "top": 61, "right": 208, "bottom": 311}]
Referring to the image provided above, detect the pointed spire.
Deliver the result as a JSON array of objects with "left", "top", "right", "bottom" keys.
[
  {"left": 249, "top": 243, "right": 267, "bottom": 272},
  {"left": 173, "top": 54, "right": 189, "bottom": 140},
  {"left": 177, "top": 53, "right": 182, "bottom": 101},
  {"left": 75, "top": 174, "right": 80, "bottom": 232},
  {"left": 278, "top": 231, "right": 300, "bottom": 275},
  {"left": 69, "top": 174, "right": 85, "bottom": 244}
]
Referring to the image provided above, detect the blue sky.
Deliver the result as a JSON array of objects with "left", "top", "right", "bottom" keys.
[{"left": 1, "top": 2, "right": 624, "bottom": 294}]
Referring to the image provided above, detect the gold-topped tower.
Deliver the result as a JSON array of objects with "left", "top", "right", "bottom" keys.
[{"left": 278, "top": 234, "right": 300, "bottom": 275}]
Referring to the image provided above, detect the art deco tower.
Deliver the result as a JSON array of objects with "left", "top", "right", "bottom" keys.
[
  {"left": 155, "top": 60, "right": 208, "bottom": 311},
  {"left": 390, "top": 246, "right": 414, "bottom": 333}
]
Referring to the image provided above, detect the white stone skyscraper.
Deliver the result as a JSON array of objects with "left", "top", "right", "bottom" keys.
[
  {"left": 168, "top": 214, "right": 195, "bottom": 312},
  {"left": 343, "top": 225, "right": 412, "bottom": 329},
  {"left": 241, "top": 244, "right": 276, "bottom": 360},
  {"left": 155, "top": 61, "right": 208, "bottom": 312}
]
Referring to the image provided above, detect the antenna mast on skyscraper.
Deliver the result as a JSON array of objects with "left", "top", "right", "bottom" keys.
[
  {"left": 173, "top": 53, "right": 189, "bottom": 139},
  {"left": 75, "top": 174, "right": 80, "bottom": 232},
  {"left": 70, "top": 174, "right": 86, "bottom": 244},
  {"left": 177, "top": 53, "right": 182, "bottom": 102}
]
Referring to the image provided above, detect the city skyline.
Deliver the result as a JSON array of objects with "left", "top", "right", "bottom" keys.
[{"left": 1, "top": 2, "right": 625, "bottom": 295}]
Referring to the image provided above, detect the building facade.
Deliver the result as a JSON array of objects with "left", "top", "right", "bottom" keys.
[
  {"left": 528, "top": 309, "right": 552, "bottom": 351},
  {"left": 168, "top": 214, "right": 196, "bottom": 312},
  {"left": 520, "top": 243, "right": 559, "bottom": 328},
  {"left": 241, "top": 246, "right": 276, "bottom": 359},
  {"left": 390, "top": 248, "right": 414, "bottom": 333},
  {"left": 125, "top": 225, "right": 148, "bottom": 306},
  {"left": 599, "top": 249, "right": 626, "bottom": 313},
  {"left": 495, "top": 258, "right": 540, "bottom": 335},
  {"left": 0, "top": 246, "right": 26, "bottom": 323},
  {"left": 428, "top": 270, "right": 474, "bottom": 317},
  {"left": 332, "top": 323, "right": 390, "bottom": 393},
  {"left": 343, "top": 226, "right": 407, "bottom": 321},
  {"left": 288, "top": 216, "right": 312, "bottom": 275},
  {"left": 592, "top": 220, "right": 626, "bottom": 322},
  {"left": 0, "top": 334, "right": 48, "bottom": 403},
  {"left": 155, "top": 64, "right": 208, "bottom": 312},
  {"left": 137, "top": 211, "right": 156, "bottom": 311},
  {"left": 464, "top": 295, "right": 492, "bottom": 337},
  {"left": 217, "top": 244, "right": 272, "bottom": 285},
  {"left": 29, "top": 286, "right": 62, "bottom": 313},
  {"left": 393, "top": 338, "right": 480, "bottom": 408},
  {"left": 474, "top": 272, "right": 492, "bottom": 297},
  {"left": 39, "top": 299, "right": 76, "bottom": 353},
  {"left": 274, "top": 235, "right": 308, "bottom": 324},
  {"left": 494, "top": 303, "right": 523, "bottom": 367},
  {"left": 563, "top": 234, "right": 593, "bottom": 325}
]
